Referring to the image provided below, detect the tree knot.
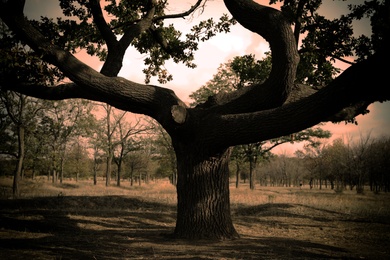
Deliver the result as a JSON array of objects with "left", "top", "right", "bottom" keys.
[{"left": 171, "top": 105, "right": 187, "bottom": 124}]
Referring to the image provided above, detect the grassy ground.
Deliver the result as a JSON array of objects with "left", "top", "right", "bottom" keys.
[{"left": 0, "top": 177, "right": 389, "bottom": 259}]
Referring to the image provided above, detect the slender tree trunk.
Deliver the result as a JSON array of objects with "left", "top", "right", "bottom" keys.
[
  {"left": 93, "top": 168, "right": 97, "bottom": 185},
  {"left": 235, "top": 161, "right": 240, "bottom": 188},
  {"left": 93, "top": 155, "right": 98, "bottom": 185},
  {"left": 249, "top": 158, "right": 255, "bottom": 190},
  {"left": 13, "top": 125, "right": 25, "bottom": 197},
  {"left": 106, "top": 153, "right": 112, "bottom": 186},
  {"left": 60, "top": 158, "right": 64, "bottom": 184},
  {"left": 173, "top": 145, "right": 239, "bottom": 240},
  {"left": 130, "top": 167, "right": 134, "bottom": 186},
  {"left": 117, "top": 159, "right": 122, "bottom": 186},
  {"left": 236, "top": 160, "right": 241, "bottom": 188},
  {"left": 105, "top": 105, "right": 112, "bottom": 187}
]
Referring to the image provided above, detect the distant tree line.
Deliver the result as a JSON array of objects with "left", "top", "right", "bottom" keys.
[{"left": 248, "top": 135, "right": 390, "bottom": 193}]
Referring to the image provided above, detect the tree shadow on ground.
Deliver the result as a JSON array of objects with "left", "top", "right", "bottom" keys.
[
  {"left": 234, "top": 203, "right": 347, "bottom": 222},
  {"left": 0, "top": 196, "right": 386, "bottom": 259}
]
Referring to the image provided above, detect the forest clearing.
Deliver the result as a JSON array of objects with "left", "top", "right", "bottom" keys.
[{"left": 0, "top": 177, "right": 389, "bottom": 259}]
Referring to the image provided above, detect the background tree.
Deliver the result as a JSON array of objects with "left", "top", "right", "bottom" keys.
[
  {"left": 35, "top": 99, "right": 91, "bottom": 183},
  {"left": 113, "top": 115, "right": 147, "bottom": 186},
  {"left": 65, "top": 136, "right": 91, "bottom": 181},
  {"left": 100, "top": 104, "right": 143, "bottom": 186},
  {"left": 126, "top": 150, "right": 147, "bottom": 186},
  {"left": 146, "top": 117, "right": 177, "bottom": 184},
  {"left": 102, "top": 104, "right": 115, "bottom": 186},
  {"left": 1, "top": 0, "right": 388, "bottom": 239},
  {"left": 366, "top": 136, "right": 390, "bottom": 192},
  {"left": 0, "top": 97, "right": 14, "bottom": 167},
  {"left": 86, "top": 112, "right": 106, "bottom": 185},
  {"left": 0, "top": 93, "right": 38, "bottom": 195},
  {"left": 0, "top": 28, "right": 61, "bottom": 195},
  {"left": 266, "top": 155, "right": 305, "bottom": 187},
  {"left": 295, "top": 143, "right": 328, "bottom": 189},
  {"left": 345, "top": 133, "right": 374, "bottom": 193}
]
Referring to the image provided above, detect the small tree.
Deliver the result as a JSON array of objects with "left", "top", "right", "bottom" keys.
[
  {"left": 0, "top": 37, "right": 59, "bottom": 195},
  {"left": 113, "top": 115, "right": 148, "bottom": 186},
  {"left": 146, "top": 117, "right": 177, "bottom": 184}
]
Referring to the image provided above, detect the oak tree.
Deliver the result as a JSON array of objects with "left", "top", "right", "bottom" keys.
[{"left": 0, "top": 0, "right": 389, "bottom": 239}]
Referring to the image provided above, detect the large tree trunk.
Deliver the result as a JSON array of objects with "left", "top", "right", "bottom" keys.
[{"left": 173, "top": 145, "right": 239, "bottom": 240}]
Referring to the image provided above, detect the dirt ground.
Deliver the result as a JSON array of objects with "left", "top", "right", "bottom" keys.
[{"left": 0, "top": 192, "right": 389, "bottom": 260}]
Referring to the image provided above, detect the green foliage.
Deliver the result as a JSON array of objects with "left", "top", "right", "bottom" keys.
[
  {"left": 0, "top": 26, "right": 63, "bottom": 87},
  {"left": 189, "top": 62, "right": 238, "bottom": 106},
  {"left": 190, "top": 54, "right": 270, "bottom": 106},
  {"left": 146, "top": 118, "right": 176, "bottom": 180},
  {"left": 230, "top": 54, "right": 271, "bottom": 88},
  {"left": 348, "top": 0, "right": 388, "bottom": 60},
  {"left": 0, "top": 96, "right": 17, "bottom": 157},
  {"left": 270, "top": 0, "right": 385, "bottom": 87},
  {"left": 28, "top": 1, "right": 236, "bottom": 83},
  {"left": 64, "top": 140, "right": 92, "bottom": 179}
]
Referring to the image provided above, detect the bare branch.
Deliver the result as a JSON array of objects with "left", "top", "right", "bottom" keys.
[
  {"left": 204, "top": 51, "right": 390, "bottom": 148},
  {"left": 197, "top": 0, "right": 299, "bottom": 114},
  {"left": 153, "top": 0, "right": 205, "bottom": 22},
  {"left": 110, "top": 0, "right": 206, "bottom": 31}
]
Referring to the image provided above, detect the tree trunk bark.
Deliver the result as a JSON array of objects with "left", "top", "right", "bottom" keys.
[{"left": 173, "top": 145, "right": 239, "bottom": 240}]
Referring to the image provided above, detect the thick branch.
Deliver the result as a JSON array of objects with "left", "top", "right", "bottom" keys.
[
  {"left": 1, "top": 83, "right": 86, "bottom": 100},
  {"left": 120, "top": 5, "right": 156, "bottom": 49},
  {"left": 99, "top": 2, "right": 156, "bottom": 76},
  {"left": 202, "top": 51, "right": 390, "bottom": 150},
  {"left": 199, "top": 0, "right": 299, "bottom": 114},
  {"left": 89, "top": 0, "right": 117, "bottom": 46},
  {"left": 0, "top": 0, "right": 185, "bottom": 123}
]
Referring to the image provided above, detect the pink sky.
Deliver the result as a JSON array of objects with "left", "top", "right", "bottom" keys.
[{"left": 23, "top": 0, "right": 390, "bottom": 155}]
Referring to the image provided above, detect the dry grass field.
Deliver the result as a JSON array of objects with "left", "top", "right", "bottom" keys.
[{"left": 0, "top": 177, "right": 389, "bottom": 259}]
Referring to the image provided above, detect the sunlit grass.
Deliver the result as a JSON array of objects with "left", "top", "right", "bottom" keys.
[
  {"left": 230, "top": 183, "right": 390, "bottom": 219},
  {"left": 1, "top": 176, "right": 389, "bottom": 219}
]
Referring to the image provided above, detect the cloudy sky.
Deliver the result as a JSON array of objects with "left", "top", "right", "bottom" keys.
[{"left": 23, "top": 0, "right": 390, "bottom": 155}]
